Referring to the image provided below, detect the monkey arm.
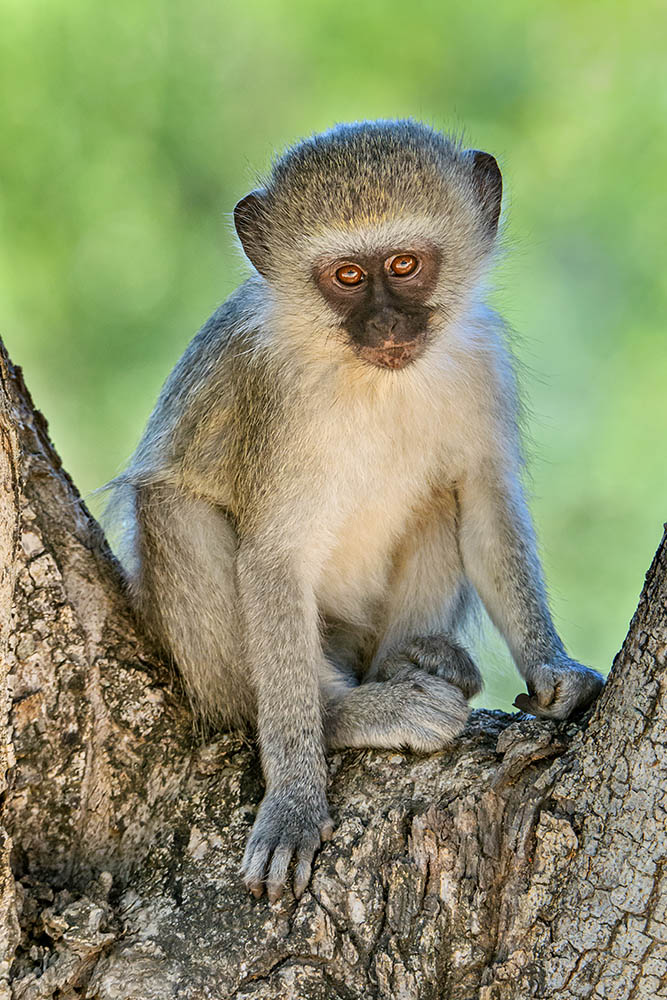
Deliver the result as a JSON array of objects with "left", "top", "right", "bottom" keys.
[
  {"left": 457, "top": 468, "right": 604, "bottom": 718},
  {"left": 236, "top": 539, "right": 333, "bottom": 902},
  {"left": 458, "top": 470, "right": 561, "bottom": 669}
]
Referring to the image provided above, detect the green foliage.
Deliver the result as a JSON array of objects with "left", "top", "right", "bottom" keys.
[{"left": 2, "top": 0, "right": 665, "bottom": 709}]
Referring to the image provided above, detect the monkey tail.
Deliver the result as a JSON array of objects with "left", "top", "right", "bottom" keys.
[{"left": 94, "top": 473, "right": 140, "bottom": 582}]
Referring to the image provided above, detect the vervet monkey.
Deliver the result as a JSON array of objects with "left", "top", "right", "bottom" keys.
[{"left": 109, "top": 120, "right": 604, "bottom": 901}]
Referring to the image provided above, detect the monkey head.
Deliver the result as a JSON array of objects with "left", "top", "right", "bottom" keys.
[{"left": 234, "top": 120, "right": 502, "bottom": 370}]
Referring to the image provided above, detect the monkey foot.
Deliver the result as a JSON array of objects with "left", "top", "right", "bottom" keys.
[{"left": 241, "top": 790, "right": 333, "bottom": 902}]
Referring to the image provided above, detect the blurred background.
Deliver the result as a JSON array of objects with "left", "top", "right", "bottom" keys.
[{"left": 2, "top": 0, "right": 665, "bottom": 710}]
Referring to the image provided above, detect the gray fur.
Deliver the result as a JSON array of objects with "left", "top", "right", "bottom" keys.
[
  {"left": 107, "top": 119, "right": 604, "bottom": 901},
  {"left": 375, "top": 634, "right": 484, "bottom": 700}
]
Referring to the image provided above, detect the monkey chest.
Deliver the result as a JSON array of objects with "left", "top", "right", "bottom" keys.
[
  {"left": 308, "top": 383, "right": 454, "bottom": 623},
  {"left": 314, "top": 456, "right": 436, "bottom": 625}
]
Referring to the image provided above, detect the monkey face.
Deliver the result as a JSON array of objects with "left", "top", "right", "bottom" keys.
[
  {"left": 233, "top": 123, "right": 503, "bottom": 370},
  {"left": 312, "top": 246, "right": 441, "bottom": 370}
]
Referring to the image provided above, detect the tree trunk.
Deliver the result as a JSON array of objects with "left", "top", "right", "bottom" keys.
[{"left": 1, "top": 340, "right": 665, "bottom": 1000}]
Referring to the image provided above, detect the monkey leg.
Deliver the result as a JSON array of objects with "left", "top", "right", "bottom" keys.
[
  {"left": 324, "top": 666, "right": 469, "bottom": 752},
  {"left": 132, "top": 483, "right": 254, "bottom": 727}
]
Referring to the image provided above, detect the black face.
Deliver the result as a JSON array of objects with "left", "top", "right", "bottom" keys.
[{"left": 312, "top": 246, "right": 441, "bottom": 370}]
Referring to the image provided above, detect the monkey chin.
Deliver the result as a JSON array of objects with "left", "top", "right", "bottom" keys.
[{"left": 355, "top": 339, "right": 426, "bottom": 371}]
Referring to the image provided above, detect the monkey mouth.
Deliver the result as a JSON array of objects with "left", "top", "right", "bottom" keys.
[{"left": 355, "top": 338, "right": 425, "bottom": 370}]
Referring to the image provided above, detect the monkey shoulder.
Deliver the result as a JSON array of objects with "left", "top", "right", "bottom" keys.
[{"left": 127, "top": 279, "right": 273, "bottom": 484}]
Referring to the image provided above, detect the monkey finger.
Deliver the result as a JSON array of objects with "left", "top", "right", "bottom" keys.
[
  {"left": 514, "top": 690, "right": 568, "bottom": 720},
  {"left": 320, "top": 817, "right": 335, "bottom": 842},
  {"left": 241, "top": 842, "right": 272, "bottom": 898},
  {"left": 513, "top": 692, "right": 539, "bottom": 714},
  {"left": 293, "top": 847, "right": 317, "bottom": 899},
  {"left": 536, "top": 682, "right": 558, "bottom": 709},
  {"left": 266, "top": 845, "right": 295, "bottom": 903}
]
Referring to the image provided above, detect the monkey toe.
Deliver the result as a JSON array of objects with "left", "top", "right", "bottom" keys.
[
  {"left": 433, "top": 647, "right": 483, "bottom": 699},
  {"left": 390, "top": 668, "right": 471, "bottom": 750},
  {"left": 382, "top": 634, "right": 483, "bottom": 699}
]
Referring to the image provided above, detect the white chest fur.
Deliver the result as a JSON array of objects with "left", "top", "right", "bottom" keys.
[{"left": 311, "top": 364, "right": 459, "bottom": 626}]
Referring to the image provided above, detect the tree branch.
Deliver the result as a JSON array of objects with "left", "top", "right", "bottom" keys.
[{"left": 1, "top": 339, "right": 665, "bottom": 999}]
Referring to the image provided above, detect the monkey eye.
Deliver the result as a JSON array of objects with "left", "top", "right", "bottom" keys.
[
  {"left": 387, "top": 253, "right": 420, "bottom": 277},
  {"left": 335, "top": 263, "right": 365, "bottom": 287}
]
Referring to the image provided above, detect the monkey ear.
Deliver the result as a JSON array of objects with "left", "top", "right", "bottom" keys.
[
  {"left": 234, "top": 189, "right": 271, "bottom": 275},
  {"left": 466, "top": 151, "right": 503, "bottom": 235}
]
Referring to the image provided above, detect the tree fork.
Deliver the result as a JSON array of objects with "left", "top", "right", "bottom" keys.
[{"left": 0, "top": 340, "right": 665, "bottom": 1000}]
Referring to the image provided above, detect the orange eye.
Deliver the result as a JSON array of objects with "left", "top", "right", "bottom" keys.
[
  {"left": 389, "top": 253, "right": 419, "bottom": 277},
  {"left": 335, "top": 263, "right": 365, "bottom": 286}
]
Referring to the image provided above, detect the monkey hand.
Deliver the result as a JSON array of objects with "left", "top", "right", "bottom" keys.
[
  {"left": 376, "top": 633, "right": 483, "bottom": 699},
  {"left": 241, "top": 788, "right": 334, "bottom": 903},
  {"left": 515, "top": 655, "right": 604, "bottom": 720}
]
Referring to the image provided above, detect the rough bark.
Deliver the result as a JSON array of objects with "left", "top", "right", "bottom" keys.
[{"left": 0, "top": 339, "right": 665, "bottom": 1000}]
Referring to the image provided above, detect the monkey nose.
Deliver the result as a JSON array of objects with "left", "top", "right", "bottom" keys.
[{"left": 366, "top": 313, "right": 400, "bottom": 342}]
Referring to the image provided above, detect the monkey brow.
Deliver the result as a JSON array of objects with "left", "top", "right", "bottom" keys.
[{"left": 303, "top": 218, "right": 443, "bottom": 261}]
